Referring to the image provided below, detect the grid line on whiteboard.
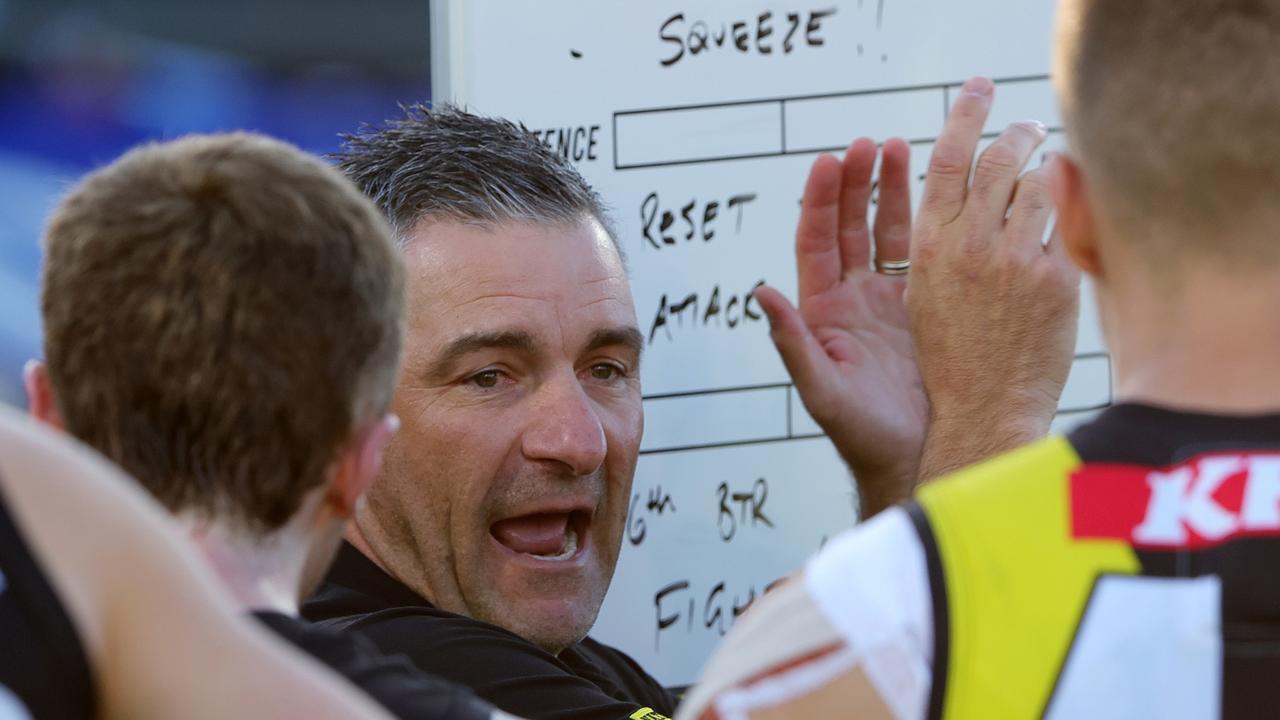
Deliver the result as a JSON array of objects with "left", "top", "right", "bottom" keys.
[
  {"left": 613, "top": 74, "right": 1057, "bottom": 171},
  {"left": 639, "top": 352, "right": 1110, "bottom": 455}
]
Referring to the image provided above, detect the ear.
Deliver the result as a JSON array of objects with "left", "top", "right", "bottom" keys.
[
  {"left": 1049, "top": 154, "right": 1103, "bottom": 278},
  {"left": 326, "top": 414, "right": 399, "bottom": 518},
  {"left": 23, "top": 360, "right": 64, "bottom": 430}
]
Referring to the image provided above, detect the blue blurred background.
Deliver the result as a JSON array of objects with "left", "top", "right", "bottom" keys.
[{"left": 0, "top": 0, "right": 431, "bottom": 405}]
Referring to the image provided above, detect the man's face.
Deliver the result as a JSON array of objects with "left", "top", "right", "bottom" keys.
[{"left": 359, "top": 217, "right": 643, "bottom": 653}]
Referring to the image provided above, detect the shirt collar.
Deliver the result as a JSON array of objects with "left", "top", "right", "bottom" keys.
[{"left": 322, "top": 541, "right": 435, "bottom": 610}]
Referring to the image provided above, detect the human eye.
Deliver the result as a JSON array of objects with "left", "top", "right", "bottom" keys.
[
  {"left": 465, "top": 368, "right": 508, "bottom": 390},
  {"left": 585, "top": 362, "right": 627, "bottom": 383}
]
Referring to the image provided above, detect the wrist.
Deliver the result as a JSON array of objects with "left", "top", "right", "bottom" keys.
[
  {"left": 927, "top": 386, "right": 1056, "bottom": 441},
  {"left": 844, "top": 453, "right": 919, "bottom": 520},
  {"left": 918, "top": 400, "right": 1052, "bottom": 482},
  {"left": 851, "top": 467, "right": 917, "bottom": 520}
]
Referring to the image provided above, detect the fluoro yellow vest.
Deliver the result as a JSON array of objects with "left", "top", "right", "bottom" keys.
[{"left": 915, "top": 436, "right": 1141, "bottom": 719}]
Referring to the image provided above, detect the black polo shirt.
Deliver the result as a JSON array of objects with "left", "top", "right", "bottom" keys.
[
  {"left": 303, "top": 543, "right": 677, "bottom": 720},
  {"left": 254, "top": 611, "right": 494, "bottom": 720}
]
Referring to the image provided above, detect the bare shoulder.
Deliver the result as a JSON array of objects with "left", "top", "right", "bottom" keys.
[{"left": 0, "top": 405, "right": 185, "bottom": 659}]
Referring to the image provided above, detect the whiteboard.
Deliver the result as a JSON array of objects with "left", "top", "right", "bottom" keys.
[{"left": 431, "top": 0, "right": 1109, "bottom": 687}]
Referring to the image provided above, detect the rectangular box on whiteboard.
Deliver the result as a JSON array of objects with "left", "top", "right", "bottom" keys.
[
  {"left": 789, "top": 389, "right": 823, "bottom": 438},
  {"left": 1060, "top": 354, "right": 1112, "bottom": 413},
  {"left": 907, "top": 140, "right": 934, "bottom": 207},
  {"left": 1051, "top": 409, "right": 1102, "bottom": 435},
  {"left": 784, "top": 87, "right": 945, "bottom": 153},
  {"left": 1076, "top": 278, "right": 1108, "bottom": 354},
  {"left": 641, "top": 386, "right": 789, "bottom": 452},
  {"left": 615, "top": 102, "right": 783, "bottom": 169}
]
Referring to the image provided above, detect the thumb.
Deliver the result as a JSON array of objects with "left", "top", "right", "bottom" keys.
[{"left": 754, "top": 285, "right": 831, "bottom": 399}]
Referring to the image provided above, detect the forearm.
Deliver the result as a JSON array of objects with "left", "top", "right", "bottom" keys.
[{"left": 917, "top": 400, "right": 1052, "bottom": 482}]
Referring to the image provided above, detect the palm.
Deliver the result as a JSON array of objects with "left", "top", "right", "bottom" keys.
[
  {"left": 755, "top": 138, "right": 927, "bottom": 503},
  {"left": 803, "top": 268, "right": 926, "bottom": 474}
]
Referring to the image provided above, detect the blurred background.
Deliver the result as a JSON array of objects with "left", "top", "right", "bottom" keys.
[{"left": 0, "top": 0, "right": 431, "bottom": 404}]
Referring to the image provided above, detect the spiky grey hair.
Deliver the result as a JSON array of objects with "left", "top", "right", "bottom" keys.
[{"left": 334, "top": 104, "right": 618, "bottom": 253}]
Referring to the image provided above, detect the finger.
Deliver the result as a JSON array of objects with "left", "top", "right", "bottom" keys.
[
  {"left": 1004, "top": 165, "right": 1054, "bottom": 255},
  {"left": 754, "top": 285, "right": 831, "bottom": 398},
  {"left": 795, "top": 154, "right": 845, "bottom": 300},
  {"left": 969, "top": 121, "right": 1048, "bottom": 230},
  {"left": 836, "top": 138, "right": 878, "bottom": 273},
  {"left": 874, "top": 137, "right": 912, "bottom": 265},
  {"left": 919, "top": 76, "right": 994, "bottom": 224}
]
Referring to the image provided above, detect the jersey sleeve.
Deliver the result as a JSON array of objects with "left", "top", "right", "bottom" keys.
[{"left": 677, "top": 506, "right": 933, "bottom": 720}]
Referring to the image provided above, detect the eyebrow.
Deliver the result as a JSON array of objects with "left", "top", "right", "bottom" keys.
[
  {"left": 424, "top": 326, "right": 645, "bottom": 383},
  {"left": 584, "top": 326, "right": 645, "bottom": 362},
  {"left": 425, "top": 330, "right": 538, "bottom": 383}
]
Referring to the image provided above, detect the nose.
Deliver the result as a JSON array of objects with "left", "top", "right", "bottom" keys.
[{"left": 522, "top": 373, "right": 608, "bottom": 477}]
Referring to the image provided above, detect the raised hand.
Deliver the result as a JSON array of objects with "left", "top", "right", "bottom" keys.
[
  {"left": 908, "top": 77, "right": 1081, "bottom": 480},
  {"left": 754, "top": 137, "right": 927, "bottom": 518}
]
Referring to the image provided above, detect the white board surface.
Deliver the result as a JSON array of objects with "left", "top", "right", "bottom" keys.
[{"left": 431, "top": 0, "right": 1110, "bottom": 687}]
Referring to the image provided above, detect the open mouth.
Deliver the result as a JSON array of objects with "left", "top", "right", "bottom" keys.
[{"left": 490, "top": 510, "right": 591, "bottom": 562}]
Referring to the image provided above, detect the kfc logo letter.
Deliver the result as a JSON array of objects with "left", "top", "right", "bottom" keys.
[
  {"left": 1073, "top": 453, "right": 1280, "bottom": 549},
  {"left": 1133, "top": 457, "right": 1241, "bottom": 545},
  {"left": 1241, "top": 456, "right": 1280, "bottom": 530},
  {"left": 1130, "top": 466, "right": 1195, "bottom": 545}
]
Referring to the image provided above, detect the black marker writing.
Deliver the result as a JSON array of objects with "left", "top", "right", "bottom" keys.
[
  {"left": 648, "top": 280, "right": 766, "bottom": 344},
  {"left": 641, "top": 192, "right": 756, "bottom": 249},
  {"left": 653, "top": 575, "right": 789, "bottom": 649},
  {"left": 659, "top": 8, "right": 838, "bottom": 67},
  {"left": 529, "top": 125, "right": 601, "bottom": 162},
  {"left": 717, "top": 477, "right": 774, "bottom": 543},
  {"left": 627, "top": 485, "right": 677, "bottom": 546}
]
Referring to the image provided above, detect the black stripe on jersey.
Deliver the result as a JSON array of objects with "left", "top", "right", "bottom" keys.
[
  {"left": 1133, "top": 538, "right": 1280, "bottom": 719},
  {"left": 907, "top": 500, "right": 949, "bottom": 720}
]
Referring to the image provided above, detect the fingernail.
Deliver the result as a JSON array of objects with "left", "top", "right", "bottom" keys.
[
  {"left": 961, "top": 77, "right": 994, "bottom": 98},
  {"left": 1024, "top": 119, "right": 1047, "bottom": 136}
]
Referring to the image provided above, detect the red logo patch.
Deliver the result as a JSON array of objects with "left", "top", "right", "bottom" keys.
[{"left": 1071, "top": 453, "right": 1280, "bottom": 549}]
